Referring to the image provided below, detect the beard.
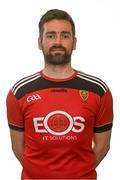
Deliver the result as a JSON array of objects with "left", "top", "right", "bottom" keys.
[{"left": 43, "top": 45, "right": 72, "bottom": 65}]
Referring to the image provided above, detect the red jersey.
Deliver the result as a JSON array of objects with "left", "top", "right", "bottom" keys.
[{"left": 6, "top": 69, "right": 113, "bottom": 179}]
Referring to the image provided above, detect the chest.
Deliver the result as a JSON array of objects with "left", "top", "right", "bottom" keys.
[{"left": 19, "top": 88, "right": 100, "bottom": 145}]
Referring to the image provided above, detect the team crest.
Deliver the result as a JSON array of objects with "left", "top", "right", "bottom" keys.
[{"left": 79, "top": 90, "right": 89, "bottom": 101}]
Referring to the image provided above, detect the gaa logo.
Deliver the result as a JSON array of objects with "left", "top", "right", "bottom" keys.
[
  {"left": 27, "top": 94, "right": 41, "bottom": 102},
  {"left": 33, "top": 111, "right": 85, "bottom": 135}
]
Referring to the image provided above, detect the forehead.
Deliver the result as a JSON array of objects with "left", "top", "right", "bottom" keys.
[{"left": 43, "top": 19, "right": 72, "bottom": 33}]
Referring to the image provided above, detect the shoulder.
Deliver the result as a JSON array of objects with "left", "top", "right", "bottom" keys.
[
  {"left": 11, "top": 72, "right": 41, "bottom": 99},
  {"left": 76, "top": 70, "right": 108, "bottom": 96}
]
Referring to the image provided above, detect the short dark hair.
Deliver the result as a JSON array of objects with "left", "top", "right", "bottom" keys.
[{"left": 38, "top": 9, "right": 75, "bottom": 36}]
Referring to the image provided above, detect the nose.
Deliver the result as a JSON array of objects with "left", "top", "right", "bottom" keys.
[{"left": 54, "top": 35, "right": 62, "bottom": 45}]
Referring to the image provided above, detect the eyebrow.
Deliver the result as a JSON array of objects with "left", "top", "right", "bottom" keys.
[{"left": 45, "top": 31, "right": 72, "bottom": 35}]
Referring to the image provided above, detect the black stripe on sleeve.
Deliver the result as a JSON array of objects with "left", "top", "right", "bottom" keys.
[
  {"left": 9, "top": 124, "right": 24, "bottom": 132},
  {"left": 94, "top": 123, "right": 113, "bottom": 133}
]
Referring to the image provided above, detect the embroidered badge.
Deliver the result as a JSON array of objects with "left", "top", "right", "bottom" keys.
[{"left": 79, "top": 90, "right": 89, "bottom": 101}]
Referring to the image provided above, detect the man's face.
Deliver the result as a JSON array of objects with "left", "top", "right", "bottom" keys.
[{"left": 38, "top": 19, "right": 76, "bottom": 65}]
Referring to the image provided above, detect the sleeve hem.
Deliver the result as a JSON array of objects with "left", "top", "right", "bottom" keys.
[
  {"left": 8, "top": 124, "right": 24, "bottom": 132},
  {"left": 94, "top": 123, "right": 113, "bottom": 133}
]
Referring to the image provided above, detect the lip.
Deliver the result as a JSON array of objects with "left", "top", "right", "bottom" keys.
[{"left": 51, "top": 48, "right": 65, "bottom": 52}]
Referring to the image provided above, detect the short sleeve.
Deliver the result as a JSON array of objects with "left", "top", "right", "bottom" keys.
[
  {"left": 94, "top": 89, "right": 113, "bottom": 133},
  {"left": 6, "top": 90, "right": 24, "bottom": 131}
]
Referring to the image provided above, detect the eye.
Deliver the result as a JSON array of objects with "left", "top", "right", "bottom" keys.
[
  {"left": 46, "top": 34, "right": 56, "bottom": 39},
  {"left": 62, "top": 33, "right": 71, "bottom": 39}
]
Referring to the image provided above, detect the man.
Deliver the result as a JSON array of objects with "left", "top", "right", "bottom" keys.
[{"left": 6, "top": 9, "right": 113, "bottom": 179}]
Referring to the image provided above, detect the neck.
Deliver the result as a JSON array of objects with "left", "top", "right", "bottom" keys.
[{"left": 42, "top": 63, "right": 74, "bottom": 79}]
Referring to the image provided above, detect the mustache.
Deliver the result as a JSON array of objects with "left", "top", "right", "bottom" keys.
[{"left": 50, "top": 45, "right": 66, "bottom": 51}]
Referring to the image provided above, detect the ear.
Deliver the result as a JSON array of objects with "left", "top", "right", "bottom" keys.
[
  {"left": 38, "top": 36, "right": 42, "bottom": 50},
  {"left": 73, "top": 37, "right": 77, "bottom": 50}
]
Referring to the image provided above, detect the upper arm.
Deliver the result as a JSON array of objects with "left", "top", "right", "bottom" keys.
[
  {"left": 6, "top": 90, "right": 25, "bottom": 159},
  {"left": 93, "top": 130, "right": 112, "bottom": 148},
  {"left": 93, "top": 88, "right": 113, "bottom": 154},
  {"left": 93, "top": 130, "right": 112, "bottom": 166},
  {"left": 10, "top": 129, "right": 24, "bottom": 151},
  {"left": 10, "top": 129, "right": 24, "bottom": 164}
]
